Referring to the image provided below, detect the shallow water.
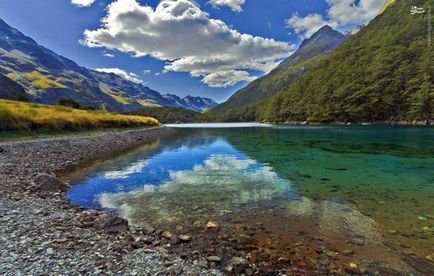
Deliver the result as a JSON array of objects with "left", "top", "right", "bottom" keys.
[{"left": 65, "top": 125, "right": 434, "bottom": 272}]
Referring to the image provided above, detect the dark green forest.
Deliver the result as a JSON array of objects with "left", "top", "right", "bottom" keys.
[{"left": 259, "top": 0, "right": 433, "bottom": 123}]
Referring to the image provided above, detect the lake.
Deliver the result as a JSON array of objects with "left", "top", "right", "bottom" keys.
[{"left": 65, "top": 124, "right": 434, "bottom": 273}]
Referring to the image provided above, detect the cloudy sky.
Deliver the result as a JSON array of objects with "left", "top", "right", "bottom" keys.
[{"left": 0, "top": 0, "right": 385, "bottom": 102}]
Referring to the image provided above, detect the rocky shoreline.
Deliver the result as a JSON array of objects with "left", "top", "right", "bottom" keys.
[{"left": 0, "top": 127, "right": 222, "bottom": 275}]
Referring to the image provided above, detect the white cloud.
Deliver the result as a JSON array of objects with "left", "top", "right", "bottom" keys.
[
  {"left": 286, "top": 0, "right": 385, "bottom": 38},
  {"left": 202, "top": 70, "right": 256, "bottom": 88},
  {"left": 326, "top": 0, "right": 385, "bottom": 26},
  {"left": 286, "top": 13, "right": 329, "bottom": 38},
  {"left": 208, "top": 0, "right": 245, "bottom": 12},
  {"left": 71, "top": 0, "right": 96, "bottom": 7},
  {"left": 143, "top": 69, "right": 151, "bottom": 75},
  {"left": 104, "top": 160, "right": 148, "bottom": 179},
  {"left": 94, "top": 67, "right": 142, "bottom": 83},
  {"left": 83, "top": 0, "right": 292, "bottom": 88},
  {"left": 102, "top": 53, "right": 115, "bottom": 58}
]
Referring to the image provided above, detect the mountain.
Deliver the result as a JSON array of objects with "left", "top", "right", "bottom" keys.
[
  {"left": 128, "top": 106, "right": 209, "bottom": 124},
  {"left": 260, "top": 0, "right": 433, "bottom": 123},
  {"left": 0, "top": 73, "right": 27, "bottom": 100},
  {"left": 209, "top": 25, "right": 347, "bottom": 121},
  {"left": 0, "top": 18, "right": 214, "bottom": 112},
  {"left": 159, "top": 94, "right": 216, "bottom": 112}
]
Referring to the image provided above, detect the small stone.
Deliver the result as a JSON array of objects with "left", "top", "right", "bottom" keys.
[
  {"left": 421, "top": 226, "right": 431, "bottom": 232},
  {"left": 224, "top": 265, "right": 233, "bottom": 272},
  {"left": 347, "top": 262, "right": 359, "bottom": 273},
  {"left": 353, "top": 237, "right": 365, "bottom": 245},
  {"left": 206, "top": 256, "right": 222, "bottom": 262},
  {"left": 179, "top": 235, "right": 192, "bottom": 242},
  {"left": 206, "top": 221, "right": 219, "bottom": 229},
  {"left": 246, "top": 229, "right": 256, "bottom": 236},
  {"left": 162, "top": 231, "right": 174, "bottom": 239},
  {"left": 231, "top": 256, "right": 249, "bottom": 266},
  {"left": 259, "top": 252, "right": 270, "bottom": 260},
  {"left": 244, "top": 268, "right": 253, "bottom": 276},
  {"left": 342, "top": 249, "right": 354, "bottom": 256},
  {"left": 277, "top": 257, "right": 289, "bottom": 264},
  {"left": 195, "top": 258, "right": 209, "bottom": 268},
  {"left": 46, "top": 248, "right": 54, "bottom": 255}
]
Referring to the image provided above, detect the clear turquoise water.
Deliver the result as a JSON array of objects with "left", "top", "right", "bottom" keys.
[{"left": 65, "top": 125, "right": 434, "bottom": 267}]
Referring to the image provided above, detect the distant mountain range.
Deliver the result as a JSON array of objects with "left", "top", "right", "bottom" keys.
[
  {"left": 209, "top": 25, "right": 347, "bottom": 121},
  {"left": 0, "top": 19, "right": 216, "bottom": 112}
]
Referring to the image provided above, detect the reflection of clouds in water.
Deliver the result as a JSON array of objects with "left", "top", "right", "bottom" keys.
[
  {"left": 99, "top": 154, "right": 294, "bottom": 223},
  {"left": 319, "top": 200, "right": 381, "bottom": 243},
  {"left": 103, "top": 160, "right": 149, "bottom": 179},
  {"left": 286, "top": 197, "right": 381, "bottom": 245}
]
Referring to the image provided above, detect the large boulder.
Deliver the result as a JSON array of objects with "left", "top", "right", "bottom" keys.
[
  {"left": 95, "top": 213, "right": 129, "bottom": 234},
  {"left": 33, "top": 173, "right": 69, "bottom": 193}
]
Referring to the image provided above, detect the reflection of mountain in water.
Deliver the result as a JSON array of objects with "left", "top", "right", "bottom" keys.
[{"left": 66, "top": 130, "right": 221, "bottom": 207}]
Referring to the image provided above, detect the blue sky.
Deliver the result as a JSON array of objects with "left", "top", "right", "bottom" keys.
[{"left": 0, "top": 0, "right": 385, "bottom": 102}]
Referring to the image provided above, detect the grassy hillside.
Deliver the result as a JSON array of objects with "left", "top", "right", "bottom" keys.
[
  {"left": 128, "top": 106, "right": 209, "bottom": 124},
  {"left": 0, "top": 99, "right": 159, "bottom": 131},
  {"left": 261, "top": 0, "right": 433, "bottom": 123}
]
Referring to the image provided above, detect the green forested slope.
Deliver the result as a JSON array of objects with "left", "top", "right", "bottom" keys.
[{"left": 260, "top": 0, "right": 433, "bottom": 123}]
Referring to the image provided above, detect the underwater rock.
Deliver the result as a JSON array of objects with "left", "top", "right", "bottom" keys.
[
  {"left": 95, "top": 213, "right": 129, "bottom": 234},
  {"left": 342, "top": 249, "right": 354, "bottom": 256}
]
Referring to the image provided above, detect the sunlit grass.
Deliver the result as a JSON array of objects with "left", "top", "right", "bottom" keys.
[
  {"left": 0, "top": 99, "right": 159, "bottom": 131},
  {"left": 23, "top": 70, "right": 65, "bottom": 89},
  {"left": 379, "top": 0, "right": 395, "bottom": 14},
  {"left": 100, "top": 84, "right": 134, "bottom": 105}
]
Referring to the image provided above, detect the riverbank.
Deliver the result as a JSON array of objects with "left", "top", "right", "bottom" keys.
[
  {"left": 264, "top": 120, "right": 434, "bottom": 126},
  {"left": 0, "top": 127, "right": 222, "bottom": 275}
]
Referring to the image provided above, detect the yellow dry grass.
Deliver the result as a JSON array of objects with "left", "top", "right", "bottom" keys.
[
  {"left": 0, "top": 99, "right": 159, "bottom": 131},
  {"left": 23, "top": 70, "right": 65, "bottom": 89}
]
